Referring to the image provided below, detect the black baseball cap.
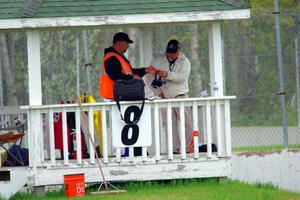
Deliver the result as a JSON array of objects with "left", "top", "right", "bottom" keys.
[
  {"left": 166, "top": 39, "right": 180, "bottom": 53},
  {"left": 113, "top": 32, "right": 134, "bottom": 43}
]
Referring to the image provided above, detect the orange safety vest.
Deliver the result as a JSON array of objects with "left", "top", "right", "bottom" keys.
[{"left": 99, "top": 52, "right": 133, "bottom": 99}]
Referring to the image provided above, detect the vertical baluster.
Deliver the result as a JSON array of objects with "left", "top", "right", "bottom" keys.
[
  {"left": 27, "top": 110, "right": 34, "bottom": 167},
  {"left": 216, "top": 100, "right": 222, "bottom": 157},
  {"left": 167, "top": 102, "right": 173, "bottom": 160},
  {"left": 75, "top": 108, "right": 82, "bottom": 164},
  {"left": 205, "top": 102, "right": 212, "bottom": 157},
  {"left": 192, "top": 101, "right": 199, "bottom": 159},
  {"left": 142, "top": 147, "right": 147, "bottom": 161},
  {"left": 179, "top": 102, "right": 186, "bottom": 159},
  {"left": 101, "top": 106, "right": 108, "bottom": 164},
  {"left": 116, "top": 148, "right": 121, "bottom": 163},
  {"left": 224, "top": 100, "right": 232, "bottom": 157},
  {"left": 62, "top": 108, "right": 69, "bottom": 165},
  {"left": 88, "top": 106, "right": 95, "bottom": 164},
  {"left": 154, "top": 103, "right": 160, "bottom": 161},
  {"left": 129, "top": 147, "right": 134, "bottom": 162},
  {"left": 48, "top": 109, "right": 55, "bottom": 166}
]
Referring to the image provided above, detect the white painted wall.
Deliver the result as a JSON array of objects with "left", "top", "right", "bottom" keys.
[{"left": 230, "top": 150, "right": 300, "bottom": 193}]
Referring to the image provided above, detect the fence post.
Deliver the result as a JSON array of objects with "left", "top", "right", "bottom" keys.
[
  {"left": 274, "top": 0, "right": 288, "bottom": 148},
  {"left": 295, "top": 38, "right": 300, "bottom": 127}
]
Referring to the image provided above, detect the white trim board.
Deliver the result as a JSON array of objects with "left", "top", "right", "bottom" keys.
[
  {"left": 0, "top": 9, "right": 250, "bottom": 31},
  {"left": 33, "top": 159, "right": 230, "bottom": 186}
]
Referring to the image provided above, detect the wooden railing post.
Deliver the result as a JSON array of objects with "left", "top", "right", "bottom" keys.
[{"left": 28, "top": 109, "right": 43, "bottom": 167}]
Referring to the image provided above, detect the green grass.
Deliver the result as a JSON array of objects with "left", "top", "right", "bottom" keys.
[
  {"left": 233, "top": 144, "right": 300, "bottom": 152},
  {"left": 10, "top": 179, "right": 300, "bottom": 200}
]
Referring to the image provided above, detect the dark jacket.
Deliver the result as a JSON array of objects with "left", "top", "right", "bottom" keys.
[{"left": 104, "top": 47, "right": 146, "bottom": 81}]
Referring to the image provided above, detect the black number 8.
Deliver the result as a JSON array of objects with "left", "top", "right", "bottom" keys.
[{"left": 121, "top": 106, "right": 141, "bottom": 145}]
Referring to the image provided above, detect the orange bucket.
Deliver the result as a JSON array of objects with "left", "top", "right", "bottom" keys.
[{"left": 64, "top": 173, "right": 85, "bottom": 198}]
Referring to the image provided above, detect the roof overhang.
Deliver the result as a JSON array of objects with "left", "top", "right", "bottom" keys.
[{"left": 0, "top": 9, "right": 250, "bottom": 31}]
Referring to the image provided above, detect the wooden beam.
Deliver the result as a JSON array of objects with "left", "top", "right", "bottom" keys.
[
  {"left": 0, "top": 9, "right": 250, "bottom": 31},
  {"left": 209, "top": 23, "right": 224, "bottom": 97},
  {"left": 27, "top": 31, "right": 42, "bottom": 106}
]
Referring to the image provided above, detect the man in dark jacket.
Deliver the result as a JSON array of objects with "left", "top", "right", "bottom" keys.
[{"left": 99, "top": 32, "right": 156, "bottom": 99}]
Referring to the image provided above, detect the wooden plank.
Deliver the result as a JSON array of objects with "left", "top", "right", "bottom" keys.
[{"left": 34, "top": 159, "right": 230, "bottom": 185}]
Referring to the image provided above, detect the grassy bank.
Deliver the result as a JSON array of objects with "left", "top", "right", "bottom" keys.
[
  {"left": 9, "top": 179, "right": 300, "bottom": 200},
  {"left": 233, "top": 144, "right": 300, "bottom": 152}
]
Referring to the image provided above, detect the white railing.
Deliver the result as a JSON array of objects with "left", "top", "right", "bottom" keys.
[{"left": 22, "top": 96, "right": 234, "bottom": 168}]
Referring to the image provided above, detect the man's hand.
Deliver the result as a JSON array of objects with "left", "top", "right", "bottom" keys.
[
  {"left": 133, "top": 74, "right": 142, "bottom": 80},
  {"left": 158, "top": 70, "right": 168, "bottom": 78},
  {"left": 145, "top": 66, "right": 157, "bottom": 75},
  {"left": 159, "top": 92, "right": 165, "bottom": 99}
]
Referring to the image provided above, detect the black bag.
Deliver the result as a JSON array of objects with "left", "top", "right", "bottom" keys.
[
  {"left": 113, "top": 79, "right": 145, "bottom": 124},
  {"left": 198, "top": 143, "right": 218, "bottom": 152}
]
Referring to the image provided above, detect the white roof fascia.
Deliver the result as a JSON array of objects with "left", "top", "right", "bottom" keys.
[{"left": 0, "top": 9, "right": 250, "bottom": 30}]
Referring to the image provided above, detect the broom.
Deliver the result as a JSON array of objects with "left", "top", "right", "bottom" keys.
[{"left": 77, "top": 94, "right": 127, "bottom": 195}]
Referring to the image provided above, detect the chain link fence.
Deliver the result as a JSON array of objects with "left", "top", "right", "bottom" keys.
[{"left": 0, "top": 6, "right": 300, "bottom": 149}]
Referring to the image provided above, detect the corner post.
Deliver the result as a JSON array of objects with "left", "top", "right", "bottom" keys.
[
  {"left": 209, "top": 23, "right": 224, "bottom": 97},
  {"left": 27, "top": 31, "right": 43, "bottom": 168}
]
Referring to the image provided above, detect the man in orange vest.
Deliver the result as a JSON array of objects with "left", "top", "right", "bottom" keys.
[{"left": 100, "top": 32, "right": 156, "bottom": 100}]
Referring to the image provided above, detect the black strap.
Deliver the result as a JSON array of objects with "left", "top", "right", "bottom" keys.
[{"left": 116, "top": 98, "right": 145, "bottom": 124}]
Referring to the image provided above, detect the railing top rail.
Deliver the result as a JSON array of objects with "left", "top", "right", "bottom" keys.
[
  {"left": 0, "top": 106, "right": 27, "bottom": 114},
  {"left": 21, "top": 96, "right": 236, "bottom": 110}
]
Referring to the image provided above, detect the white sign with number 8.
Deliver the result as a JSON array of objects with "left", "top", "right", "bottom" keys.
[{"left": 112, "top": 104, "right": 152, "bottom": 148}]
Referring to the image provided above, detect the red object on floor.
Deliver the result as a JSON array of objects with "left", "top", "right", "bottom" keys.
[
  {"left": 53, "top": 100, "right": 71, "bottom": 151},
  {"left": 188, "top": 130, "right": 199, "bottom": 153},
  {"left": 64, "top": 173, "right": 85, "bottom": 198}
]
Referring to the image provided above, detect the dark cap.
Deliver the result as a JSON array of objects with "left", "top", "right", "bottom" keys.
[
  {"left": 113, "top": 32, "right": 134, "bottom": 43},
  {"left": 166, "top": 39, "right": 180, "bottom": 53}
]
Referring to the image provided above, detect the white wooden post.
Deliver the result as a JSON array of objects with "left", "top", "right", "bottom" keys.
[
  {"left": 139, "top": 27, "right": 153, "bottom": 67},
  {"left": 209, "top": 23, "right": 224, "bottom": 97},
  {"left": 224, "top": 100, "right": 232, "bottom": 156},
  {"left": 154, "top": 103, "right": 160, "bottom": 161},
  {"left": 48, "top": 109, "right": 56, "bottom": 166},
  {"left": 27, "top": 31, "right": 43, "bottom": 167},
  {"left": 192, "top": 101, "right": 199, "bottom": 159},
  {"left": 101, "top": 106, "right": 108, "bottom": 164},
  {"left": 75, "top": 108, "right": 82, "bottom": 164},
  {"left": 27, "top": 31, "right": 42, "bottom": 105},
  {"left": 205, "top": 101, "right": 212, "bottom": 157},
  {"left": 167, "top": 102, "right": 173, "bottom": 160},
  {"left": 179, "top": 102, "right": 186, "bottom": 159},
  {"left": 88, "top": 107, "right": 95, "bottom": 164},
  {"left": 62, "top": 108, "right": 69, "bottom": 165},
  {"left": 215, "top": 100, "right": 223, "bottom": 156},
  {"left": 208, "top": 23, "right": 226, "bottom": 157}
]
